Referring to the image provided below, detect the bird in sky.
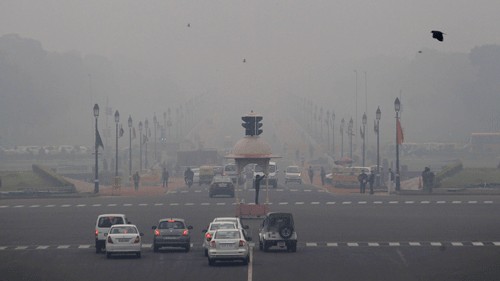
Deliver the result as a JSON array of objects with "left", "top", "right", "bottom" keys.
[
  {"left": 187, "top": 23, "right": 191, "bottom": 27},
  {"left": 431, "top": 30, "right": 445, "bottom": 42},
  {"left": 243, "top": 58, "right": 246, "bottom": 63}
]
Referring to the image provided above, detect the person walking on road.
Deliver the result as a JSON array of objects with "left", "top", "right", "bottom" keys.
[
  {"left": 162, "top": 167, "right": 169, "bottom": 188},
  {"left": 133, "top": 172, "right": 140, "bottom": 191},
  {"left": 254, "top": 174, "right": 265, "bottom": 204},
  {"left": 368, "top": 171, "right": 375, "bottom": 194},
  {"left": 422, "top": 167, "right": 434, "bottom": 193},
  {"left": 358, "top": 170, "right": 368, "bottom": 194},
  {"left": 320, "top": 166, "right": 326, "bottom": 186},
  {"left": 308, "top": 166, "right": 314, "bottom": 184}
]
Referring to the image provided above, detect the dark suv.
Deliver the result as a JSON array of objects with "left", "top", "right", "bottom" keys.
[{"left": 258, "top": 212, "right": 297, "bottom": 252}]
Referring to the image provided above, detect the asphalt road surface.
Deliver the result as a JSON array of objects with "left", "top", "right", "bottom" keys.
[{"left": 1, "top": 181, "right": 500, "bottom": 281}]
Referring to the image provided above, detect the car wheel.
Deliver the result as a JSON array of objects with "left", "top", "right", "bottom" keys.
[
  {"left": 279, "top": 226, "right": 294, "bottom": 239},
  {"left": 106, "top": 252, "right": 111, "bottom": 259},
  {"left": 136, "top": 252, "right": 141, "bottom": 258},
  {"left": 208, "top": 258, "right": 215, "bottom": 266}
]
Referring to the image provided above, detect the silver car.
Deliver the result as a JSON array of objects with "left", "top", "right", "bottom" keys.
[
  {"left": 152, "top": 218, "right": 193, "bottom": 252},
  {"left": 105, "top": 224, "right": 143, "bottom": 259},
  {"left": 207, "top": 229, "right": 251, "bottom": 266},
  {"left": 202, "top": 221, "right": 237, "bottom": 256}
]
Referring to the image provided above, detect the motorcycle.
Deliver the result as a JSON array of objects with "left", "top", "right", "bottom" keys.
[{"left": 185, "top": 178, "right": 193, "bottom": 188}]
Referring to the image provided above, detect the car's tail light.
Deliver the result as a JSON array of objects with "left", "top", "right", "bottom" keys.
[
  {"left": 134, "top": 236, "right": 140, "bottom": 243},
  {"left": 210, "top": 241, "right": 216, "bottom": 248},
  {"left": 95, "top": 229, "right": 98, "bottom": 237},
  {"left": 239, "top": 240, "right": 246, "bottom": 247},
  {"left": 205, "top": 233, "right": 212, "bottom": 241},
  {"left": 154, "top": 229, "right": 160, "bottom": 236},
  {"left": 182, "top": 229, "right": 189, "bottom": 236},
  {"left": 107, "top": 236, "right": 113, "bottom": 244}
]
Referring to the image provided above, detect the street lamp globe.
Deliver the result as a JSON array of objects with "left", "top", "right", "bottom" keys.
[
  {"left": 114, "top": 110, "right": 120, "bottom": 123},
  {"left": 394, "top": 97, "right": 401, "bottom": 112},
  {"left": 362, "top": 112, "right": 367, "bottom": 125},
  {"left": 93, "top": 104, "right": 99, "bottom": 117},
  {"left": 376, "top": 106, "right": 381, "bottom": 120},
  {"left": 128, "top": 115, "right": 132, "bottom": 128}
]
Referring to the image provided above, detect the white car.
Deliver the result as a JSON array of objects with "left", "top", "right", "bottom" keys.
[
  {"left": 253, "top": 162, "right": 278, "bottom": 188},
  {"left": 105, "top": 224, "right": 144, "bottom": 258},
  {"left": 95, "top": 214, "right": 129, "bottom": 253},
  {"left": 212, "top": 217, "right": 247, "bottom": 230},
  {"left": 284, "top": 166, "right": 302, "bottom": 184},
  {"left": 207, "top": 228, "right": 251, "bottom": 266},
  {"left": 202, "top": 221, "right": 237, "bottom": 256}
]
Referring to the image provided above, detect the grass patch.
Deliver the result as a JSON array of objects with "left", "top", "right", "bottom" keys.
[
  {"left": 0, "top": 171, "right": 49, "bottom": 191},
  {"left": 439, "top": 168, "right": 500, "bottom": 188}
]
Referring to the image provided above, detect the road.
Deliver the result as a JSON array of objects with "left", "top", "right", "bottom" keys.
[{"left": 1, "top": 180, "right": 500, "bottom": 281}]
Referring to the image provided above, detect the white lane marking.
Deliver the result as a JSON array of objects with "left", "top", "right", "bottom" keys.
[
  {"left": 170, "top": 203, "right": 179, "bottom": 206},
  {"left": 123, "top": 204, "right": 133, "bottom": 207},
  {"left": 154, "top": 203, "right": 164, "bottom": 206},
  {"left": 216, "top": 203, "right": 226, "bottom": 206},
  {"left": 15, "top": 246, "right": 28, "bottom": 250},
  {"left": 389, "top": 242, "right": 400, "bottom": 246},
  {"left": 276, "top": 189, "right": 284, "bottom": 192},
  {"left": 78, "top": 245, "right": 91, "bottom": 249},
  {"left": 358, "top": 201, "right": 367, "bottom": 204},
  {"left": 142, "top": 244, "right": 152, "bottom": 248},
  {"left": 14, "top": 205, "right": 25, "bottom": 208},
  {"left": 347, "top": 243, "right": 359, "bottom": 247},
  {"left": 45, "top": 205, "right": 55, "bottom": 208},
  {"left": 201, "top": 203, "right": 210, "bottom": 206},
  {"left": 0, "top": 205, "right": 8, "bottom": 208},
  {"left": 295, "top": 202, "right": 304, "bottom": 205},
  {"left": 92, "top": 204, "right": 101, "bottom": 207},
  {"left": 290, "top": 189, "right": 298, "bottom": 192},
  {"left": 30, "top": 205, "right": 40, "bottom": 208},
  {"left": 472, "top": 242, "right": 484, "bottom": 246},
  {"left": 139, "top": 203, "right": 148, "bottom": 206},
  {"left": 437, "top": 201, "right": 446, "bottom": 204},
  {"left": 368, "top": 243, "right": 379, "bottom": 247},
  {"left": 35, "top": 245, "right": 49, "bottom": 250},
  {"left": 420, "top": 201, "right": 430, "bottom": 204},
  {"left": 327, "top": 243, "right": 338, "bottom": 247},
  {"left": 404, "top": 201, "right": 415, "bottom": 204},
  {"left": 484, "top": 201, "right": 493, "bottom": 204},
  {"left": 493, "top": 242, "right": 500, "bottom": 246},
  {"left": 57, "top": 245, "right": 70, "bottom": 249},
  {"left": 452, "top": 201, "right": 462, "bottom": 204},
  {"left": 107, "top": 204, "right": 117, "bottom": 207},
  {"left": 185, "top": 203, "right": 194, "bottom": 206},
  {"left": 468, "top": 201, "right": 478, "bottom": 204},
  {"left": 76, "top": 204, "right": 86, "bottom": 207},
  {"left": 374, "top": 201, "right": 383, "bottom": 204},
  {"left": 248, "top": 246, "right": 253, "bottom": 281},
  {"left": 61, "top": 204, "right": 71, "bottom": 207},
  {"left": 279, "top": 202, "right": 288, "bottom": 205},
  {"left": 389, "top": 201, "right": 399, "bottom": 204},
  {"left": 342, "top": 201, "right": 352, "bottom": 205},
  {"left": 430, "top": 242, "right": 442, "bottom": 247},
  {"left": 304, "top": 190, "right": 312, "bottom": 192},
  {"left": 311, "top": 202, "right": 320, "bottom": 205},
  {"left": 306, "top": 243, "right": 317, "bottom": 247},
  {"left": 409, "top": 242, "right": 421, "bottom": 246},
  {"left": 0, "top": 246, "right": 7, "bottom": 250},
  {"left": 451, "top": 242, "right": 463, "bottom": 246},
  {"left": 326, "top": 202, "right": 336, "bottom": 205}
]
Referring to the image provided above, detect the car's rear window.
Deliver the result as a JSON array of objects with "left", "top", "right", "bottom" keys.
[
  {"left": 215, "top": 230, "right": 240, "bottom": 239},
  {"left": 98, "top": 216, "right": 124, "bottom": 227},
  {"left": 224, "top": 165, "right": 236, "bottom": 172},
  {"left": 287, "top": 167, "right": 300, "bottom": 173},
  {"left": 111, "top": 226, "right": 137, "bottom": 234},
  {"left": 210, "top": 223, "right": 236, "bottom": 231},
  {"left": 159, "top": 221, "right": 185, "bottom": 229}
]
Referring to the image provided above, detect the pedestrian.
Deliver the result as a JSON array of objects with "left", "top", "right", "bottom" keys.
[
  {"left": 358, "top": 169, "right": 368, "bottom": 194},
  {"left": 162, "top": 167, "right": 169, "bottom": 188},
  {"left": 254, "top": 174, "right": 265, "bottom": 204},
  {"left": 133, "top": 171, "right": 140, "bottom": 191},
  {"left": 368, "top": 171, "right": 375, "bottom": 194},
  {"left": 320, "top": 166, "right": 326, "bottom": 186},
  {"left": 308, "top": 166, "right": 314, "bottom": 184},
  {"left": 422, "top": 167, "right": 434, "bottom": 193},
  {"left": 388, "top": 168, "right": 395, "bottom": 192}
]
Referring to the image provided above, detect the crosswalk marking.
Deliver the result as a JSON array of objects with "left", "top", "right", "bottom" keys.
[
  {"left": 347, "top": 243, "right": 359, "bottom": 247},
  {"left": 327, "top": 243, "right": 338, "bottom": 247},
  {"left": 389, "top": 242, "right": 400, "bottom": 246},
  {"left": 451, "top": 242, "right": 463, "bottom": 246},
  {"left": 57, "top": 245, "right": 70, "bottom": 249},
  {"left": 311, "top": 202, "right": 320, "bottom": 205},
  {"left": 61, "top": 204, "right": 71, "bottom": 207},
  {"left": 78, "top": 245, "right": 91, "bottom": 249},
  {"left": 306, "top": 243, "right": 317, "bottom": 247},
  {"left": 430, "top": 242, "right": 442, "bottom": 246},
  {"left": 36, "top": 245, "right": 49, "bottom": 250},
  {"left": 77, "top": 204, "right": 86, "bottom": 207},
  {"left": 295, "top": 202, "right": 304, "bottom": 205},
  {"left": 472, "top": 242, "right": 484, "bottom": 246},
  {"left": 368, "top": 243, "right": 379, "bottom": 247}
]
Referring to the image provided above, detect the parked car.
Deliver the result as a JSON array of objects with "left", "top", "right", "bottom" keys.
[
  {"left": 202, "top": 221, "right": 238, "bottom": 256},
  {"left": 284, "top": 165, "right": 302, "bottom": 184},
  {"left": 209, "top": 175, "right": 235, "bottom": 197},
  {"left": 259, "top": 212, "right": 297, "bottom": 252},
  {"left": 152, "top": 218, "right": 193, "bottom": 252},
  {"left": 105, "top": 224, "right": 143, "bottom": 258},
  {"left": 207, "top": 228, "right": 251, "bottom": 266},
  {"left": 95, "top": 214, "right": 129, "bottom": 253}
]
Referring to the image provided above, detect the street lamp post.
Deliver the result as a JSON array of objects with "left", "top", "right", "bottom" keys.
[
  {"left": 93, "top": 104, "right": 100, "bottom": 194},
  {"left": 394, "top": 98, "right": 401, "bottom": 191},
  {"left": 348, "top": 118, "right": 353, "bottom": 160},
  {"left": 375, "top": 107, "right": 381, "bottom": 187},
  {"left": 340, "top": 118, "right": 345, "bottom": 158},
  {"left": 362, "top": 112, "right": 367, "bottom": 167},
  {"left": 128, "top": 116, "right": 132, "bottom": 178},
  {"left": 139, "top": 121, "right": 143, "bottom": 172},
  {"left": 114, "top": 110, "right": 119, "bottom": 177},
  {"left": 145, "top": 118, "right": 149, "bottom": 169},
  {"left": 331, "top": 112, "right": 335, "bottom": 158},
  {"left": 153, "top": 114, "right": 157, "bottom": 164}
]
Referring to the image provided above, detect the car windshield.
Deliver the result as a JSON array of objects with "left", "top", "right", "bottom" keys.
[
  {"left": 215, "top": 230, "right": 240, "bottom": 239},
  {"left": 159, "top": 221, "right": 185, "bottom": 229},
  {"left": 210, "top": 222, "right": 236, "bottom": 231},
  {"left": 98, "top": 216, "right": 124, "bottom": 227},
  {"left": 287, "top": 167, "right": 300, "bottom": 173},
  {"left": 224, "top": 165, "right": 236, "bottom": 172},
  {"left": 111, "top": 226, "right": 137, "bottom": 234},
  {"left": 255, "top": 165, "right": 276, "bottom": 173}
]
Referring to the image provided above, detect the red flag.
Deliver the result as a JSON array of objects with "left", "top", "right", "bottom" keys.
[{"left": 397, "top": 119, "right": 404, "bottom": 144}]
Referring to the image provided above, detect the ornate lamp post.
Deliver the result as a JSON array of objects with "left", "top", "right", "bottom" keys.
[
  {"left": 331, "top": 111, "right": 335, "bottom": 158},
  {"left": 114, "top": 110, "right": 120, "bottom": 177},
  {"left": 362, "top": 112, "right": 367, "bottom": 167},
  {"left": 394, "top": 98, "right": 401, "bottom": 191},
  {"left": 340, "top": 118, "right": 345, "bottom": 158},
  {"left": 348, "top": 117, "right": 353, "bottom": 160},
  {"left": 145, "top": 118, "right": 149, "bottom": 169},
  {"left": 139, "top": 121, "right": 143, "bottom": 172},
  {"left": 375, "top": 107, "right": 381, "bottom": 186},
  {"left": 93, "top": 104, "right": 100, "bottom": 194},
  {"left": 128, "top": 115, "right": 132, "bottom": 177}
]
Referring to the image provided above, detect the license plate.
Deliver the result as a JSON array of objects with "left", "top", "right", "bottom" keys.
[
  {"left": 277, "top": 241, "right": 286, "bottom": 248},
  {"left": 220, "top": 243, "right": 234, "bottom": 249},
  {"left": 164, "top": 236, "right": 177, "bottom": 240},
  {"left": 218, "top": 183, "right": 228, "bottom": 187},
  {"left": 118, "top": 238, "right": 130, "bottom": 242}
]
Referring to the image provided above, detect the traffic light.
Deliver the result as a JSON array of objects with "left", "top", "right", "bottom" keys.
[
  {"left": 241, "top": 114, "right": 264, "bottom": 136},
  {"left": 242, "top": 116, "right": 256, "bottom": 136},
  {"left": 255, "top": 116, "right": 263, "bottom": 135}
]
